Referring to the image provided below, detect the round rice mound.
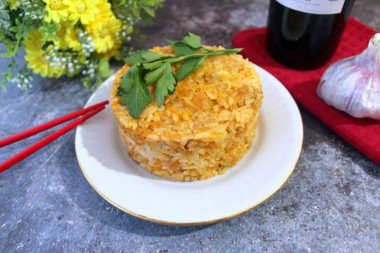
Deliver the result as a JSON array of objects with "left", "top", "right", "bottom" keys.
[{"left": 110, "top": 46, "right": 263, "bottom": 181}]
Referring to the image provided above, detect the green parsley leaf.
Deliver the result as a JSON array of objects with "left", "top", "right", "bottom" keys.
[
  {"left": 116, "top": 86, "right": 124, "bottom": 97},
  {"left": 125, "top": 50, "right": 165, "bottom": 66},
  {"left": 183, "top": 32, "right": 202, "bottom": 49},
  {"left": 155, "top": 62, "right": 176, "bottom": 108},
  {"left": 124, "top": 50, "right": 148, "bottom": 65},
  {"left": 119, "top": 68, "right": 134, "bottom": 93},
  {"left": 175, "top": 55, "right": 206, "bottom": 81},
  {"left": 165, "top": 38, "right": 176, "bottom": 44},
  {"left": 141, "top": 51, "right": 163, "bottom": 62},
  {"left": 120, "top": 63, "right": 152, "bottom": 119},
  {"left": 116, "top": 32, "right": 244, "bottom": 118},
  {"left": 172, "top": 41, "right": 198, "bottom": 55},
  {"left": 145, "top": 65, "right": 163, "bottom": 85},
  {"left": 143, "top": 61, "right": 164, "bottom": 70},
  {"left": 168, "top": 32, "right": 202, "bottom": 54}
]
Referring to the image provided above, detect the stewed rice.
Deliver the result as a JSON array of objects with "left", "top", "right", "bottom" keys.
[{"left": 110, "top": 46, "right": 263, "bottom": 181}]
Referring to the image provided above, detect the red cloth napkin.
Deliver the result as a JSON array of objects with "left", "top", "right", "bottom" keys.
[{"left": 232, "top": 17, "right": 380, "bottom": 165}]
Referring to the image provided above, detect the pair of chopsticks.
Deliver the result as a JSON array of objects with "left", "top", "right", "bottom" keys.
[{"left": 0, "top": 100, "right": 109, "bottom": 173}]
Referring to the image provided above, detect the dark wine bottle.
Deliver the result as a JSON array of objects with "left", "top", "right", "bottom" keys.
[{"left": 266, "top": 0, "right": 355, "bottom": 69}]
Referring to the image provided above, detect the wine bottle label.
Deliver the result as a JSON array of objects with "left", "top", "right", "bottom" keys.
[{"left": 276, "top": 0, "right": 345, "bottom": 15}]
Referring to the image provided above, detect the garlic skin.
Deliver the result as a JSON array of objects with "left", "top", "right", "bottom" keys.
[{"left": 317, "top": 33, "right": 380, "bottom": 120}]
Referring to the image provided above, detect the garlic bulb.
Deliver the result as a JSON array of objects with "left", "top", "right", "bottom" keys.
[{"left": 317, "top": 33, "right": 380, "bottom": 120}]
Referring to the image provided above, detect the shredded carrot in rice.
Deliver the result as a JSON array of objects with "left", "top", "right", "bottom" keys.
[{"left": 110, "top": 45, "right": 263, "bottom": 181}]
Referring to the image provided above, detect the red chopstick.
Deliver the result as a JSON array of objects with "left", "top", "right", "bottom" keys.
[
  {"left": 0, "top": 100, "right": 108, "bottom": 148},
  {"left": 0, "top": 101, "right": 108, "bottom": 173}
]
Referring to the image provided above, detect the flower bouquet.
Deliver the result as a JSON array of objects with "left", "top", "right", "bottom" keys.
[{"left": 0, "top": 0, "right": 164, "bottom": 90}]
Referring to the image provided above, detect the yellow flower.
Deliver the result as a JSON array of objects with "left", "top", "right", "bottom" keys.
[
  {"left": 42, "top": 0, "right": 70, "bottom": 23},
  {"left": 53, "top": 22, "right": 70, "bottom": 50},
  {"left": 53, "top": 22, "right": 82, "bottom": 51},
  {"left": 86, "top": 0, "right": 113, "bottom": 32},
  {"left": 64, "top": 0, "right": 99, "bottom": 25},
  {"left": 24, "top": 50, "right": 53, "bottom": 77},
  {"left": 23, "top": 29, "right": 44, "bottom": 53},
  {"left": 23, "top": 30, "right": 64, "bottom": 77},
  {"left": 64, "top": 28, "right": 82, "bottom": 51},
  {"left": 96, "top": 40, "right": 122, "bottom": 60},
  {"left": 88, "top": 15, "right": 122, "bottom": 53},
  {"left": 24, "top": 50, "right": 64, "bottom": 78}
]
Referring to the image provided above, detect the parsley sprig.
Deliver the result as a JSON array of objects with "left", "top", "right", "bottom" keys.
[{"left": 116, "top": 32, "right": 242, "bottom": 119}]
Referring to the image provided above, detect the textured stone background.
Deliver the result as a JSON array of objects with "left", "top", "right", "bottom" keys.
[{"left": 1, "top": 0, "right": 379, "bottom": 252}]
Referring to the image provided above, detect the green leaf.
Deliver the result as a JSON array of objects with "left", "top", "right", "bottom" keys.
[
  {"left": 155, "top": 62, "right": 176, "bottom": 107},
  {"left": 142, "top": 6, "right": 155, "bottom": 17},
  {"left": 81, "top": 76, "right": 93, "bottom": 89},
  {"left": 98, "top": 58, "right": 114, "bottom": 78},
  {"left": 116, "top": 32, "right": 243, "bottom": 118},
  {"left": 116, "top": 86, "right": 124, "bottom": 96},
  {"left": 173, "top": 42, "right": 197, "bottom": 55},
  {"left": 126, "top": 51, "right": 170, "bottom": 66},
  {"left": 141, "top": 0, "right": 159, "bottom": 6},
  {"left": 119, "top": 67, "right": 135, "bottom": 93},
  {"left": 7, "top": 58, "right": 17, "bottom": 68},
  {"left": 143, "top": 61, "right": 163, "bottom": 70},
  {"left": 1, "top": 81, "right": 6, "bottom": 92},
  {"left": 183, "top": 32, "right": 202, "bottom": 49},
  {"left": 141, "top": 51, "right": 163, "bottom": 62},
  {"left": 0, "top": 38, "right": 20, "bottom": 57},
  {"left": 125, "top": 50, "right": 149, "bottom": 65},
  {"left": 120, "top": 63, "right": 152, "bottom": 119},
  {"left": 2, "top": 71, "right": 13, "bottom": 81},
  {"left": 167, "top": 32, "right": 202, "bottom": 54},
  {"left": 9, "top": 26, "right": 18, "bottom": 32},
  {"left": 165, "top": 38, "right": 176, "bottom": 45},
  {"left": 175, "top": 55, "right": 206, "bottom": 81},
  {"left": 131, "top": 5, "right": 141, "bottom": 19},
  {"left": 39, "top": 20, "right": 60, "bottom": 42},
  {"left": 145, "top": 65, "right": 163, "bottom": 85}
]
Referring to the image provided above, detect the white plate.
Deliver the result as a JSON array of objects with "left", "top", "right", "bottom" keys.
[{"left": 75, "top": 64, "right": 303, "bottom": 225}]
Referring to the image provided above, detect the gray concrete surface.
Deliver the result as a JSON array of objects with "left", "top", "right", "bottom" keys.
[{"left": 1, "top": 0, "right": 379, "bottom": 252}]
